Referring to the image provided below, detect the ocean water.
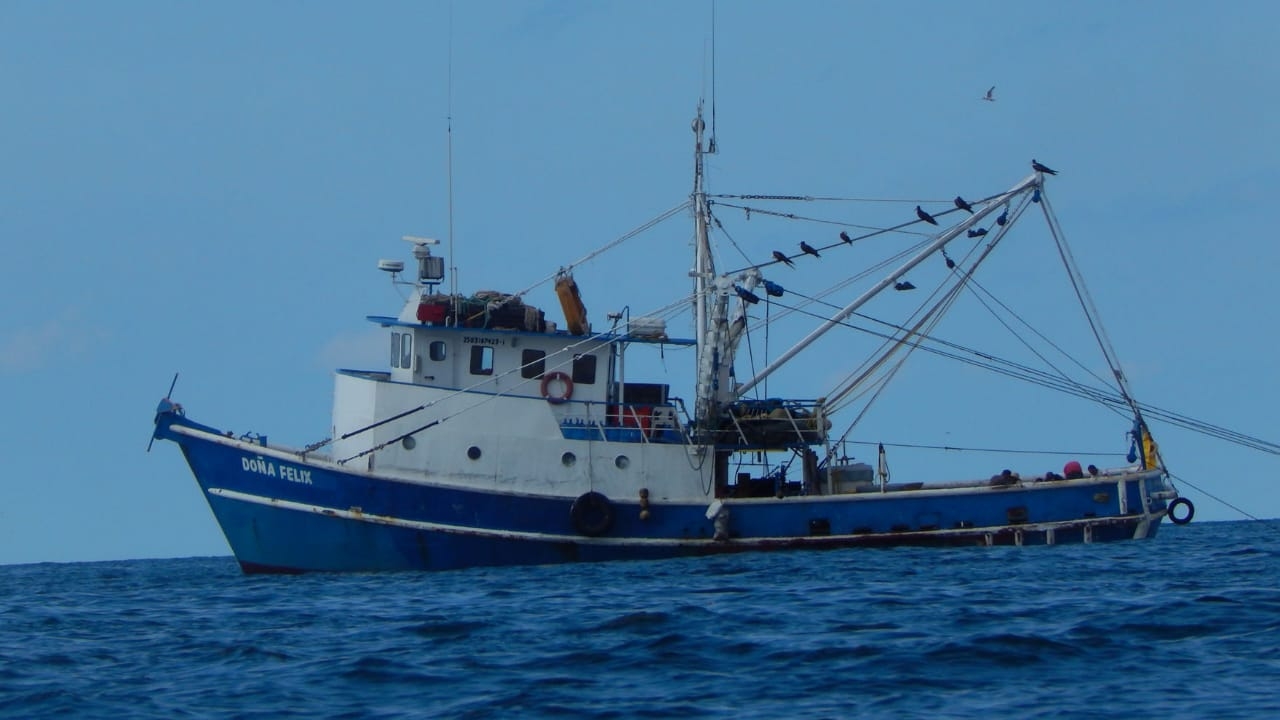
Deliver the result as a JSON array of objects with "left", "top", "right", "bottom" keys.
[{"left": 3, "top": 521, "right": 1279, "bottom": 719}]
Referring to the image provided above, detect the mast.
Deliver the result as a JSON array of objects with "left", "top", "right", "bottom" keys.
[
  {"left": 446, "top": 3, "right": 459, "bottom": 324},
  {"left": 691, "top": 106, "right": 717, "bottom": 426},
  {"left": 735, "top": 174, "right": 1041, "bottom": 397}
]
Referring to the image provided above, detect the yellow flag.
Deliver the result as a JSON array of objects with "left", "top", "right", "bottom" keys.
[{"left": 1142, "top": 428, "right": 1162, "bottom": 470}]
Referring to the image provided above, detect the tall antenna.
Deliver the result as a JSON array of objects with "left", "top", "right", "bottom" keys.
[
  {"left": 446, "top": 2, "right": 458, "bottom": 323},
  {"left": 709, "top": 0, "right": 718, "bottom": 154}
]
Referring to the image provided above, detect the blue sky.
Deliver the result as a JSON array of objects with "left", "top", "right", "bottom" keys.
[{"left": 2, "top": 1, "right": 1277, "bottom": 565}]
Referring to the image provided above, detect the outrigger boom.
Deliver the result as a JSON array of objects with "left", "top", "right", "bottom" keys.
[{"left": 733, "top": 174, "right": 1040, "bottom": 397}]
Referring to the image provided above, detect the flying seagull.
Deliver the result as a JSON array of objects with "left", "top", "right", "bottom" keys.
[
  {"left": 915, "top": 205, "right": 939, "bottom": 226},
  {"left": 982, "top": 86, "right": 995, "bottom": 102},
  {"left": 954, "top": 196, "right": 974, "bottom": 214},
  {"left": 799, "top": 241, "right": 821, "bottom": 258},
  {"left": 839, "top": 231, "right": 852, "bottom": 244},
  {"left": 1031, "top": 159, "right": 1058, "bottom": 175},
  {"left": 772, "top": 250, "right": 795, "bottom": 267}
]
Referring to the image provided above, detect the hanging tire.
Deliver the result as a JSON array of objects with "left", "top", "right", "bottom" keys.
[
  {"left": 571, "top": 491, "right": 614, "bottom": 536},
  {"left": 1168, "top": 497, "right": 1194, "bottom": 525}
]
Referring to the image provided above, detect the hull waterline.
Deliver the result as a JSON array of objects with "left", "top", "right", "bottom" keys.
[{"left": 156, "top": 410, "right": 1174, "bottom": 574}]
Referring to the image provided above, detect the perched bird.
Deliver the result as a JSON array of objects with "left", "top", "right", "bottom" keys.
[
  {"left": 982, "top": 86, "right": 995, "bottom": 102},
  {"left": 954, "top": 196, "right": 974, "bottom": 214},
  {"left": 772, "top": 250, "right": 795, "bottom": 267},
  {"left": 839, "top": 231, "right": 852, "bottom": 244},
  {"left": 799, "top": 241, "right": 821, "bottom": 258},
  {"left": 1031, "top": 159, "right": 1058, "bottom": 175},
  {"left": 967, "top": 227, "right": 988, "bottom": 238},
  {"left": 894, "top": 281, "right": 917, "bottom": 291},
  {"left": 996, "top": 209, "right": 1008, "bottom": 226},
  {"left": 915, "top": 205, "right": 938, "bottom": 225}
]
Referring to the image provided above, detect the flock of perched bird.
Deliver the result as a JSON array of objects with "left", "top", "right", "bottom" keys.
[{"left": 766, "top": 157, "right": 1058, "bottom": 291}]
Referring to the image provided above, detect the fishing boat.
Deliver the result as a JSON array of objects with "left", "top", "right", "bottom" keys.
[{"left": 151, "top": 107, "right": 1192, "bottom": 573}]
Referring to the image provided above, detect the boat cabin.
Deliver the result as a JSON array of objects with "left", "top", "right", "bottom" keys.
[
  {"left": 367, "top": 284, "right": 695, "bottom": 442},
  {"left": 373, "top": 313, "right": 614, "bottom": 402}
]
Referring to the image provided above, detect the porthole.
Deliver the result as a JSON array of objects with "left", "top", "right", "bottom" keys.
[
  {"left": 562, "top": 451, "right": 576, "bottom": 466},
  {"left": 402, "top": 436, "right": 416, "bottom": 451},
  {"left": 467, "top": 446, "right": 482, "bottom": 460},
  {"left": 615, "top": 455, "right": 629, "bottom": 469}
]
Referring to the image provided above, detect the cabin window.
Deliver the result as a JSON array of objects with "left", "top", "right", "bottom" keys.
[
  {"left": 572, "top": 353, "right": 597, "bottom": 384},
  {"left": 429, "top": 341, "right": 447, "bottom": 362},
  {"left": 400, "top": 333, "right": 413, "bottom": 369},
  {"left": 521, "top": 349, "right": 546, "bottom": 379},
  {"left": 469, "top": 346, "right": 494, "bottom": 375},
  {"left": 390, "top": 333, "right": 402, "bottom": 368}
]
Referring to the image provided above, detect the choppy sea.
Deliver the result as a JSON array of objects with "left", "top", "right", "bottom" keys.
[{"left": 3, "top": 520, "right": 1279, "bottom": 719}]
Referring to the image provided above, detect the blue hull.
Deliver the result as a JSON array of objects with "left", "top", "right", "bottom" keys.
[{"left": 155, "top": 410, "right": 1173, "bottom": 574}]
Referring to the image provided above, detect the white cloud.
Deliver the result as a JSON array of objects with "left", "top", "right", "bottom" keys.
[
  {"left": 316, "top": 327, "right": 388, "bottom": 371},
  {"left": 0, "top": 309, "right": 107, "bottom": 373}
]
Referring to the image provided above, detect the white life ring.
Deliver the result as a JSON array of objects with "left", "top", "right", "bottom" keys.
[{"left": 540, "top": 371, "right": 573, "bottom": 404}]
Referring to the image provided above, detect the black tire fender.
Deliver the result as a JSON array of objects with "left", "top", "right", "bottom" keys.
[
  {"left": 1168, "top": 497, "right": 1195, "bottom": 525},
  {"left": 570, "top": 491, "right": 614, "bottom": 536}
]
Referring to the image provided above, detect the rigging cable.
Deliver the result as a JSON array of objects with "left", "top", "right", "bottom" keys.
[
  {"left": 716, "top": 187, "right": 1016, "bottom": 275},
  {"left": 1168, "top": 472, "right": 1266, "bottom": 523},
  {"left": 841, "top": 439, "right": 1128, "bottom": 457},
  {"left": 711, "top": 184, "right": 1162, "bottom": 450},
  {"left": 745, "top": 237, "right": 934, "bottom": 333},
  {"left": 506, "top": 201, "right": 691, "bottom": 304},
  {"left": 737, "top": 202, "right": 1280, "bottom": 453},
  {"left": 822, "top": 196, "right": 1026, "bottom": 416},
  {"left": 1038, "top": 190, "right": 1143, "bottom": 422},
  {"left": 708, "top": 210, "right": 757, "bottom": 267},
  {"left": 765, "top": 298, "right": 1143, "bottom": 421},
  {"left": 712, "top": 200, "right": 920, "bottom": 236},
  {"left": 710, "top": 193, "right": 975, "bottom": 203},
  {"left": 823, "top": 234, "right": 980, "bottom": 450},
  {"left": 748, "top": 247, "right": 1280, "bottom": 454}
]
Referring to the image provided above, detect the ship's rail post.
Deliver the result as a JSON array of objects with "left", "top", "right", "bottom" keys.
[
  {"left": 782, "top": 405, "right": 806, "bottom": 445},
  {"left": 595, "top": 401, "right": 608, "bottom": 442},
  {"left": 621, "top": 403, "right": 651, "bottom": 445},
  {"left": 724, "top": 410, "right": 750, "bottom": 446}
]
